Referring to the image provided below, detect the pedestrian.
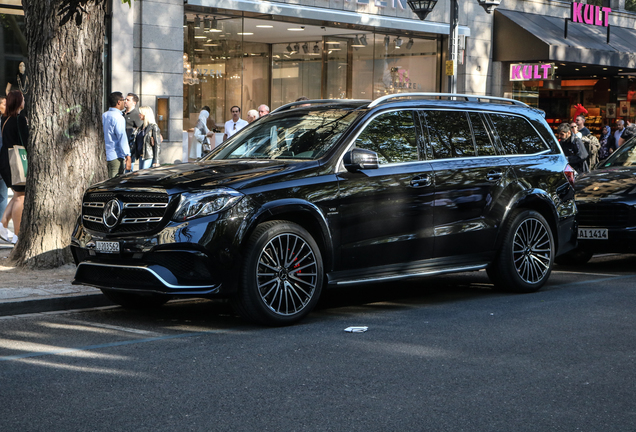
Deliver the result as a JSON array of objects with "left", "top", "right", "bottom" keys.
[
  {"left": 575, "top": 114, "right": 590, "bottom": 137},
  {"left": 570, "top": 122, "right": 582, "bottom": 139},
  {"left": 614, "top": 120, "right": 625, "bottom": 144},
  {"left": 136, "top": 106, "right": 162, "bottom": 169},
  {"left": 102, "top": 92, "right": 131, "bottom": 178},
  {"left": 223, "top": 106, "right": 248, "bottom": 141},
  {"left": 0, "top": 90, "right": 28, "bottom": 244},
  {"left": 124, "top": 93, "right": 142, "bottom": 171},
  {"left": 0, "top": 96, "right": 7, "bottom": 221},
  {"left": 193, "top": 106, "right": 216, "bottom": 156},
  {"left": 295, "top": 96, "right": 310, "bottom": 107},
  {"left": 124, "top": 93, "right": 143, "bottom": 171},
  {"left": 247, "top": 109, "right": 259, "bottom": 123},
  {"left": 618, "top": 123, "right": 636, "bottom": 147},
  {"left": 598, "top": 125, "right": 617, "bottom": 160},
  {"left": 258, "top": 104, "right": 270, "bottom": 117},
  {"left": 557, "top": 122, "right": 588, "bottom": 174}
]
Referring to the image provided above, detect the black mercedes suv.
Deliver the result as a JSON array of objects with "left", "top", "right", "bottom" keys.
[{"left": 72, "top": 93, "right": 577, "bottom": 325}]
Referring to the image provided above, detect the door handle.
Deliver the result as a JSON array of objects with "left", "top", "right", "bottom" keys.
[
  {"left": 486, "top": 170, "right": 503, "bottom": 182},
  {"left": 410, "top": 174, "right": 432, "bottom": 188}
]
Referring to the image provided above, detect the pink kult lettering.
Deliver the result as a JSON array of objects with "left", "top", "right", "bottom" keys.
[
  {"left": 541, "top": 64, "right": 552, "bottom": 79},
  {"left": 602, "top": 7, "right": 611, "bottom": 26},
  {"left": 572, "top": 2, "right": 584, "bottom": 23},
  {"left": 522, "top": 65, "right": 532, "bottom": 80},
  {"left": 583, "top": 4, "right": 595, "bottom": 24},
  {"left": 511, "top": 65, "right": 522, "bottom": 80}
]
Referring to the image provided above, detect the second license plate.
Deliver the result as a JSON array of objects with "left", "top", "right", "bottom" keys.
[{"left": 578, "top": 228, "right": 608, "bottom": 240}]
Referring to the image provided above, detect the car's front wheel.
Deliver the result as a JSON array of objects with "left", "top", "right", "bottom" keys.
[
  {"left": 488, "top": 209, "right": 554, "bottom": 293},
  {"left": 233, "top": 221, "right": 323, "bottom": 326}
]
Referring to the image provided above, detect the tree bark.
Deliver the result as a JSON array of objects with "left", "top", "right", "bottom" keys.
[{"left": 15, "top": 0, "right": 108, "bottom": 268}]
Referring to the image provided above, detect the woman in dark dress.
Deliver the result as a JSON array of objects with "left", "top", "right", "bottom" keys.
[{"left": 0, "top": 90, "right": 28, "bottom": 244}]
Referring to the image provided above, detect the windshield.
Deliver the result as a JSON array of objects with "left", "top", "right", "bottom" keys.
[
  {"left": 601, "top": 137, "right": 636, "bottom": 168},
  {"left": 208, "top": 109, "right": 359, "bottom": 161}
]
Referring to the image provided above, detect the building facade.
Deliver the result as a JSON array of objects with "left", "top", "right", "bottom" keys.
[{"left": 1, "top": 0, "right": 635, "bottom": 162}]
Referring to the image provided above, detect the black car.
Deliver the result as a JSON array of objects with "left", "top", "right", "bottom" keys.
[
  {"left": 559, "top": 135, "right": 636, "bottom": 264},
  {"left": 71, "top": 93, "right": 577, "bottom": 325}
]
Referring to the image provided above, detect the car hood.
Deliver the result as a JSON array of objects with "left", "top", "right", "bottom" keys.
[
  {"left": 576, "top": 167, "right": 636, "bottom": 202},
  {"left": 92, "top": 160, "right": 317, "bottom": 192}
]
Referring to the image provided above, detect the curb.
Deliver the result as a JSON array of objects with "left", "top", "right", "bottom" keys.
[{"left": 0, "top": 293, "right": 115, "bottom": 317}]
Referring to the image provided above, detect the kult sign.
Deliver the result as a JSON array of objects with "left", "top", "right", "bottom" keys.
[
  {"left": 571, "top": 1, "right": 611, "bottom": 27},
  {"left": 510, "top": 63, "right": 555, "bottom": 81}
]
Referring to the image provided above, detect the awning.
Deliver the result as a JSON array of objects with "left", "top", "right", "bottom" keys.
[{"left": 493, "top": 9, "right": 636, "bottom": 69}]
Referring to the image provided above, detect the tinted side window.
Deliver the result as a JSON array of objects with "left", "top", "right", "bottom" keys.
[
  {"left": 421, "top": 110, "right": 475, "bottom": 159},
  {"left": 469, "top": 112, "right": 497, "bottom": 156},
  {"left": 489, "top": 114, "right": 549, "bottom": 155},
  {"left": 355, "top": 110, "right": 419, "bottom": 164}
]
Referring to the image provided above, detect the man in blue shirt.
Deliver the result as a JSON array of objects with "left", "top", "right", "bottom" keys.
[{"left": 102, "top": 92, "right": 131, "bottom": 178}]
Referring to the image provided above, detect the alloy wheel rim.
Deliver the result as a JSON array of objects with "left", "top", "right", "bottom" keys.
[
  {"left": 512, "top": 218, "right": 552, "bottom": 284},
  {"left": 257, "top": 233, "right": 318, "bottom": 316}
]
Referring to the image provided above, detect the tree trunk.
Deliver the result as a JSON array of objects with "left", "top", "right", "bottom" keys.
[{"left": 15, "top": 0, "right": 108, "bottom": 268}]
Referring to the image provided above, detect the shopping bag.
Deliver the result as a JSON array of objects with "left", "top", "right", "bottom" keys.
[{"left": 8, "top": 145, "right": 27, "bottom": 186}]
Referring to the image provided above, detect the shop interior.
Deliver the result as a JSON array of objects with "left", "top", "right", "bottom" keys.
[
  {"left": 183, "top": 13, "right": 441, "bottom": 132},
  {"left": 512, "top": 63, "right": 636, "bottom": 137}
]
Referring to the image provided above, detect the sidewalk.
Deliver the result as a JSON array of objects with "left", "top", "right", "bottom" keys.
[
  {"left": 0, "top": 242, "right": 112, "bottom": 317},
  {"left": 0, "top": 190, "right": 113, "bottom": 317}
]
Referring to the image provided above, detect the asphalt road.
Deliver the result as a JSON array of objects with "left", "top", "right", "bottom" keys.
[{"left": 1, "top": 254, "right": 636, "bottom": 431}]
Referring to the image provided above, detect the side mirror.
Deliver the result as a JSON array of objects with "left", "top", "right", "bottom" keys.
[{"left": 343, "top": 148, "right": 379, "bottom": 172}]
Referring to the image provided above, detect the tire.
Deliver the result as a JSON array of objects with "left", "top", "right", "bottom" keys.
[
  {"left": 101, "top": 289, "right": 170, "bottom": 309},
  {"left": 487, "top": 209, "right": 554, "bottom": 293},
  {"left": 233, "top": 220, "right": 324, "bottom": 326},
  {"left": 555, "top": 248, "right": 593, "bottom": 266}
]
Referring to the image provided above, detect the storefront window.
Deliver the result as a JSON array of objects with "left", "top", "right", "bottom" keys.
[
  {"left": 0, "top": 13, "right": 27, "bottom": 98},
  {"left": 373, "top": 35, "right": 438, "bottom": 98},
  {"left": 272, "top": 42, "right": 321, "bottom": 107},
  {"left": 183, "top": 14, "right": 441, "bottom": 133}
]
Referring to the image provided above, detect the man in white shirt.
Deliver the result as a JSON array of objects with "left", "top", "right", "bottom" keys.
[{"left": 223, "top": 106, "right": 249, "bottom": 141}]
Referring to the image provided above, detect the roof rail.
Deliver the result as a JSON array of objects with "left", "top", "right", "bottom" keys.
[
  {"left": 271, "top": 99, "right": 372, "bottom": 114},
  {"left": 367, "top": 93, "right": 529, "bottom": 108}
]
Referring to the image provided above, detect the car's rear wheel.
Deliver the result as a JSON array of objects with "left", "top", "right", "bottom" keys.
[
  {"left": 233, "top": 221, "right": 323, "bottom": 326},
  {"left": 101, "top": 289, "right": 170, "bottom": 309},
  {"left": 488, "top": 209, "right": 554, "bottom": 293}
]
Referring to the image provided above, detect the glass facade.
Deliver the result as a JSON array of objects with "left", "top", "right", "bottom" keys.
[
  {"left": 183, "top": 13, "right": 440, "bottom": 133},
  {"left": 0, "top": 12, "right": 27, "bottom": 98}
]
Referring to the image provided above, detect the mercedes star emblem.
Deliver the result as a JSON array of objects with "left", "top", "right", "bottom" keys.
[{"left": 103, "top": 199, "right": 122, "bottom": 228}]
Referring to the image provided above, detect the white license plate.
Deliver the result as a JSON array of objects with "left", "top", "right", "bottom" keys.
[
  {"left": 578, "top": 228, "right": 608, "bottom": 240},
  {"left": 96, "top": 241, "right": 120, "bottom": 253}
]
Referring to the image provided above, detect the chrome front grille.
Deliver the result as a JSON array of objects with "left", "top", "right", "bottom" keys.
[{"left": 82, "top": 191, "right": 171, "bottom": 234}]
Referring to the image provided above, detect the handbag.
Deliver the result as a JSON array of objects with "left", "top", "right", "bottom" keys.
[{"left": 2, "top": 117, "right": 27, "bottom": 186}]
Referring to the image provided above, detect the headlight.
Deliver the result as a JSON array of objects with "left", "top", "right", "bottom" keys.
[{"left": 172, "top": 188, "right": 244, "bottom": 221}]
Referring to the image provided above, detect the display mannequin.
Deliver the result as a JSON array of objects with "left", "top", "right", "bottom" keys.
[{"left": 5, "top": 62, "right": 29, "bottom": 96}]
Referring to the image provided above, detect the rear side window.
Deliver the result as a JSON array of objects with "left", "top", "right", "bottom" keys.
[
  {"left": 489, "top": 114, "right": 550, "bottom": 155},
  {"left": 355, "top": 110, "right": 419, "bottom": 164},
  {"left": 469, "top": 112, "right": 497, "bottom": 157},
  {"left": 420, "top": 110, "right": 475, "bottom": 159}
]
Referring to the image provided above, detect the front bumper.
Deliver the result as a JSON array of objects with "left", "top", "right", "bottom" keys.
[{"left": 71, "top": 213, "right": 245, "bottom": 296}]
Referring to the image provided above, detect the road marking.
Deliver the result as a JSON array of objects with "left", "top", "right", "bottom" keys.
[{"left": 0, "top": 330, "right": 233, "bottom": 362}]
